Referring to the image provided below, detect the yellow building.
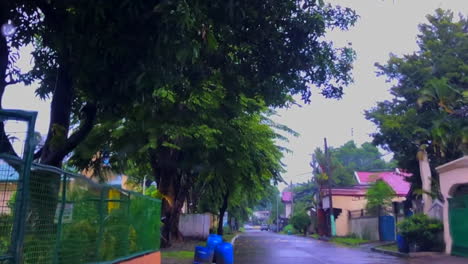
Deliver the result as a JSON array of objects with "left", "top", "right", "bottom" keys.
[{"left": 321, "top": 170, "right": 410, "bottom": 238}]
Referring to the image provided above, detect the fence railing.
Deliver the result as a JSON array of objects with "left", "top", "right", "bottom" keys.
[
  {"left": 0, "top": 109, "right": 161, "bottom": 264},
  {"left": 348, "top": 209, "right": 376, "bottom": 219}
]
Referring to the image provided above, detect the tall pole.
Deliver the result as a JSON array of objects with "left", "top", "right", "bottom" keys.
[
  {"left": 324, "top": 138, "right": 333, "bottom": 237},
  {"left": 276, "top": 193, "right": 279, "bottom": 232}
]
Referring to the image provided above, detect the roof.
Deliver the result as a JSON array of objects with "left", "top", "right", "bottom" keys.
[
  {"left": 436, "top": 156, "right": 468, "bottom": 174},
  {"left": 282, "top": 191, "right": 293, "bottom": 203},
  {"left": 0, "top": 161, "right": 19, "bottom": 182},
  {"left": 354, "top": 170, "right": 411, "bottom": 196},
  {"left": 323, "top": 185, "right": 369, "bottom": 196}
]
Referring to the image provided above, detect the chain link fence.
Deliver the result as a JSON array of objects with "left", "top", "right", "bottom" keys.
[{"left": 0, "top": 110, "right": 161, "bottom": 263}]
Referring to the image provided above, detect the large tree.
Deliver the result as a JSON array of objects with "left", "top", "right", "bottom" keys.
[
  {"left": 366, "top": 9, "right": 467, "bottom": 193},
  {"left": 311, "top": 140, "right": 395, "bottom": 187},
  {"left": 2, "top": 0, "right": 358, "bottom": 247}
]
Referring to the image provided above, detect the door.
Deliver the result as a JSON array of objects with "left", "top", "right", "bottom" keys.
[{"left": 449, "top": 195, "right": 468, "bottom": 257}]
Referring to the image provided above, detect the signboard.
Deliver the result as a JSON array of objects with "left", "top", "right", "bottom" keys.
[{"left": 54, "top": 203, "right": 73, "bottom": 224}]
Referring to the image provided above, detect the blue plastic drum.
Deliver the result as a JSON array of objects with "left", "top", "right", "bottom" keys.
[
  {"left": 207, "top": 234, "right": 223, "bottom": 261},
  {"left": 396, "top": 234, "right": 409, "bottom": 253},
  {"left": 214, "top": 242, "right": 234, "bottom": 264},
  {"left": 207, "top": 234, "right": 223, "bottom": 248},
  {"left": 194, "top": 246, "right": 211, "bottom": 263}
]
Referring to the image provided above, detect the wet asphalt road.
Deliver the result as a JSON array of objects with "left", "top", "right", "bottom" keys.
[{"left": 234, "top": 230, "right": 404, "bottom": 264}]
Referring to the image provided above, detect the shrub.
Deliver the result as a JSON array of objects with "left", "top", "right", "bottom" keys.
[
  {"left": 397, "top": 214, "right": 443, "bottom": 251},
  {"left": 282, "top": 224, "right": 295, "bottom": 234},
  {"left": 290, "top": 211, "right": 311, "bottom": 235}
]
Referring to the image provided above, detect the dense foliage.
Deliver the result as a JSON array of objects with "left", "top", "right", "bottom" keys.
[
  {"left": 398, "top": 214, "right": 444, "bottom": 251},
  {"left": 1, "top": 0, "right": 358, "bottom": 246},
  {"left": 290, "top": 211, "right": 311, "bottom": 235},
  {"left": 366, "top": 9, "right": 468, "bottom": 193},
  {"left": 365, "top": 180, "right": 395, "bottom": 214},
  {"left": 312, "top": 140, "right": 396, "bottom": 187}
]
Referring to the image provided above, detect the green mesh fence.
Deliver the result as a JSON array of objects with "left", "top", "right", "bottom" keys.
[
  {"left": 22, "top": 165, "right": 161, "bottom": 264},
  {"left": 0, "top": 110, "right": 36, "bottom": 264},
  {"left": 0, "top": 110, "right": 161, "bottom": 263}
]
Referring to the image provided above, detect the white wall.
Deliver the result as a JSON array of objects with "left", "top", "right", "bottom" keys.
[{"left": 178, "top": 213, "right": 212, "bottom": 239}]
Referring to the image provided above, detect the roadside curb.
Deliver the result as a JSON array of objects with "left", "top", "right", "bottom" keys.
[
  {"left": 371, "top": 246, "right": 409, "bottom": 258},
  {"left": 231, "top": 234, "right": 240, "bottom": 245}
]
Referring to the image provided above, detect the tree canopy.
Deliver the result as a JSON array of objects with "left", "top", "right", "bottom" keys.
[
  {"left": 1, "top": 0, "right": 358, "bottom": 246},
  {"left": 311, "top": 140, "right": 396, "bottom": 187},
  {"left": 366, "top": 9, "right": 467, "bottom": 191}
]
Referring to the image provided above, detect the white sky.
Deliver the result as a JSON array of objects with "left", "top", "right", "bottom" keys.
[
  {"left": 2, "top": 0, "right": 467, "bottom": 189},
  {"left": 272, "top": 0, "right": 467, "bottom": 190}
]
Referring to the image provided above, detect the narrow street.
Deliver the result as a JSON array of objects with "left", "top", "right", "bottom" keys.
[{"left": 234, "top": 230, "right": 467, "bottom": 264}]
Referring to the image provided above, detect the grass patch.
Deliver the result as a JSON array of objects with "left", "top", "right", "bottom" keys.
[
  {"left": 223, "top": 233, "right": 236, "bottom": 242},
  {"left": 162, "top": 250, "right": 194, "bottom": 259},
  {"left": 377, "top": 243, "right": 398, "bottom": 252},
  {"left": 310, "top": 234, "right": 319, "bottom": 239},
  {"left": 330, "top": 236, "right": 369, "bottom": 247}
]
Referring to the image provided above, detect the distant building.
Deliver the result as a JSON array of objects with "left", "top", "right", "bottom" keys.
[
  {"left": 281, "top": 191, "right": 293, "bottom": 218},
  {"left": 321, "top": 169, "right": 411, "bottom": 238},
  {"left": 253, "top": 210, "right": 270, "bottom": 221},
  {"left": 0, "top": 160, "right": 18, "bottom": 214}
]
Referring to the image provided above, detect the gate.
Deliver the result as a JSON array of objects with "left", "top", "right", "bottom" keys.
[
  {"left": 379, "top": 215, "right": 395, "bottom": 241},
  {"left": 449, "top": 195, "right": 468, "bottom": 257}
]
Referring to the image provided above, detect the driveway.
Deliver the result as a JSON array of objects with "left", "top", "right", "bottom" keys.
[{"left": 234, "top": 230, "right": 466, "bottom": 264}]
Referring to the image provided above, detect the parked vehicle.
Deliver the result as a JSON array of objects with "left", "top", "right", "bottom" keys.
[{"left": 260, "top": 224, "right": 269, "bottom": 231}]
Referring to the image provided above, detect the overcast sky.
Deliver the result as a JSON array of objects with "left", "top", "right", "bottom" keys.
[
  {"left": 2, "top": 0, "right": 467, "bottom": 189},
  {"left": 272, "top": 0, "right": 467, "bottom": 190}
]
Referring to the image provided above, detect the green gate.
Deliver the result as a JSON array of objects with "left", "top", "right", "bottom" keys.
[{"left": 449, "top": 195, "right": 468, "bottom": 257}]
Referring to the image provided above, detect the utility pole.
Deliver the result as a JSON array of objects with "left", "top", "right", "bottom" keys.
[
  {"left": 324, "top": 138, "right": 334, "bottom": 237},
  {"left": 276, "top": 193, "right": 279, "bottom": 232}
]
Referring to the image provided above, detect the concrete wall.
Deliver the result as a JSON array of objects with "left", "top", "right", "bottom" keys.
[
  {"left": 436, "top": 156, "right": 468, "bottom": 254},
  {"left": 326, "top": 195, "right": 406, "bottom": 237},
  {"left": 285, "top": 203, "right": 293, "bottom": 218},
  {"left": 178, "top": 213, "right": 212, "bottom": 239},
  {"left": 349, "top": 217, "right": 379, "bottom": 241}
]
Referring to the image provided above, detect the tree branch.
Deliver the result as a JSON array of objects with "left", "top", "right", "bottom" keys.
[
  {"left": 45, "top": 103, "right": 97, "bottom": 164},
  {"left": 33, "top": 148, "right": 43, "bottom": 160},
  {"left": 5, "top": 80, "right": 20, "bottom": 86},
  {"left": 61, "top": 103, "right": 97, "bottom": 156}
]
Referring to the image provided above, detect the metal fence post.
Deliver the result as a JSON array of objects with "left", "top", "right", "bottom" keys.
[
  {"left": 4, "top": 110, "right": 37, "bottom": 264},
  {"left": 53, "top": 173, "right": 67, "bottom": 264},
  {"left": 95, "top": 187, "right": 106, "bottom": 259}
]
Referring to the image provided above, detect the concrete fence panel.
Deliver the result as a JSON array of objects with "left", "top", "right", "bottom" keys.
[
  {"left": 179, "top": 213, "right": 212, "bottom": 239},
  {"left": 349, "top": 217, "right": 379, "bottom": 241}
]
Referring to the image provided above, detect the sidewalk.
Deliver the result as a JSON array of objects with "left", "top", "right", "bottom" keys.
[{"left": 408, "top": 253, "right": 468, "bottom": 264}]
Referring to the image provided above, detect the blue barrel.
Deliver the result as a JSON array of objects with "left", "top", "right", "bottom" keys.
[
  {"left": 396, "top": 234, "right": 409, "bottom": 253},
  {"left": 194, "top": 246, "right": 211, "bottom": 263},
  {"left": 207, "top": 234, "right": 223, "bottom": 261},
  {"left": 214, "top": 242, "right": 234, "bottom": 264},
  {"left": 207, "top": 234, "right": 223, "bottom": 249}
]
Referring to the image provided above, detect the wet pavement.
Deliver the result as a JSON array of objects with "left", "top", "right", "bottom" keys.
[{"left": 233, "top": 230, "right": 467, "bottom": 264}]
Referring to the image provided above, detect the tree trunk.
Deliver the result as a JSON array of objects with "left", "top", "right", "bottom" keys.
[
  {"left": 0, "top": 15, "right": 8, "bottom": 109},
  {"left": 151, "top": 146, "right": 189, "bottom": 247},
  {"left": 217, "top": 190, "right": 229, "bottom": 235},
  {"left": 227, "top": 216, "right": 232, "bottom": 232}
]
